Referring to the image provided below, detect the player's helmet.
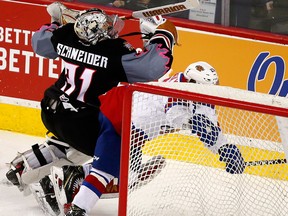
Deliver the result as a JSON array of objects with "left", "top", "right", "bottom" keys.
[
  {"left": 74, "top": 8, "right": 123, "bottom": 45},
  {"left": 183, "top": 61, "right": 219, "bottom": 85}
]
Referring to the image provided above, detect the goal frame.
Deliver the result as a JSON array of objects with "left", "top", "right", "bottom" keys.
[{"left": 118, "top": 82, "right": 288, "bottom": 216}]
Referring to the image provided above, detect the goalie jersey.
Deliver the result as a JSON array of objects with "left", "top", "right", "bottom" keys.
[{"left": 32, "top": 23, "right": 174, "bottom": 108}]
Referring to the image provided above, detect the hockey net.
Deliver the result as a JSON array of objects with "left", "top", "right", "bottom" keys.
[{"left": 118, "top": 82, "right": 288, "bottom": 216}]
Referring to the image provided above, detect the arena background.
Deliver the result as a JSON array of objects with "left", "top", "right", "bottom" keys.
[{"left": 0, "top": 0, "right": 287, "bottom": 136}]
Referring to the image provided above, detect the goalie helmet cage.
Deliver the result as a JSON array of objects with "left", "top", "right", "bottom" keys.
[{"left": 118, "top": 82, "right": 288, "bottom": 216}]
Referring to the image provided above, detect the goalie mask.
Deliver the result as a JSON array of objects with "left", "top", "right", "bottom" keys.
[
  {"left": 74, "top": 8, "right": 124, "bottom": 45},
  {"left": 183, "top": 61, "right": 219, "bottom": 85}
]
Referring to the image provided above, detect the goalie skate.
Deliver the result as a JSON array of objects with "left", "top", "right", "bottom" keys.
[
  {"left": 30, "top": 179, "right": 60, "bottom": 216},
  {"left": 129, "top": 155, "right": 166, "bottom": 189},
  {"left": 6, "top": 161, "right": 25, "bottom": 191},
  {"left": 40, "top": 175, "right": 61, "bottom": 215}
]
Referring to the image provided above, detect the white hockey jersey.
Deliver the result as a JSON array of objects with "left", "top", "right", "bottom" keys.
[{"left": 132, "top": 72, "right": 227, "bottom": 153}]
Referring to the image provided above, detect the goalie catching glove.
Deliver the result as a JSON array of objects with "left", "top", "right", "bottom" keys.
[
  {"left": 47, "top": 1, "right": 79, "bottom": 25},
  {"left": 139, "top": 15, "right": 179, "bottom": 48}
]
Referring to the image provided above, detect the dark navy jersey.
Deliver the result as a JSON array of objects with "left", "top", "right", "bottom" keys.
[
  {"left": 32, "top": 22, "right": 174, "bottom": 107},
  {"left": 52, "top": 24, "right": 132, "bottom": 106}
]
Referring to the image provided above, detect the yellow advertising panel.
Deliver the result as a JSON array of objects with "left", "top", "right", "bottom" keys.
[{"left": 172, "top": 28, "right": 288, "bottom": 96}]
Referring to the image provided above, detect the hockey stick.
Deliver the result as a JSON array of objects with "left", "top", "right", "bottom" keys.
[
  {"left": 245, "top": 158, "right": 287, "bottom": 167},
  {"left": 48, "top": 1, "right": 200, "bottom": 23},
  {"left": 129, "top": 0, "right": 200, "bottom": 19}
]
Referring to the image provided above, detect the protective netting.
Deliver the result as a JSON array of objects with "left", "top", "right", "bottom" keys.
[{"left": 122, "top": 82, "right": 288, "bottom": 216}]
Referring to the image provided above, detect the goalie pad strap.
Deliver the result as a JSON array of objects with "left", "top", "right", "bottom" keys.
[{"left": 32, "top": 144, "right": 47, "bottom": 166}]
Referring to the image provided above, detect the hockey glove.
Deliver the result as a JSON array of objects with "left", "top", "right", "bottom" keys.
[
  {"left": 139, "top": 15, "right": 166, "bottom": 45},
  {"left": 218, "top": 144, "right": 245, "bottom": 174},
  {"left": 47, "top": 2, "right": 79, "bottom": 25},
  {"left": 140, "top": 16, "right": 178, "bottom": 48},
  {"left": 139, "top": 16, "right": 166, "bottom": 36},
  {"left": 156, "top": 18, "right": 179, "bottom": 46}
]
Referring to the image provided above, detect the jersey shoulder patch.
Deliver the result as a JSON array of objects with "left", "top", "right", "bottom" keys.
[{"left": 123, "top": 41, "right": 135, "bottom": 51}]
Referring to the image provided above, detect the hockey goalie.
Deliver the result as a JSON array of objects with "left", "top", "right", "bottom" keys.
[{"left": 5, "top": 2, "right": 245, "bottom": 215}]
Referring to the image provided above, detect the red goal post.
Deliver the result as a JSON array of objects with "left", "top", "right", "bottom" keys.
[{"left": 118, "top": 82, "right": 288, "bottom": 216}]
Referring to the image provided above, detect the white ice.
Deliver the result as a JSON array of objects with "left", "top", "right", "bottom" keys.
[{"left": 0, "top": 130, "right": 118, "bottom": 216}]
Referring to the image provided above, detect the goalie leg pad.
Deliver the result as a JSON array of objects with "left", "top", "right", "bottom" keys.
[
  {"left": 7, "top": 140, "right": 71, "bottom": 186},
  {"left": 21, "top": 158, "right": 74, "bottom": 185},
  {"left": 66, "top": 147, "right": 92, "bottom": 165}
]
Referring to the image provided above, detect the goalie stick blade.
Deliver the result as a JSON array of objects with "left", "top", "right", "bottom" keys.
[{"left": 131, "top": 0, "right": 200, "bottom": 19}]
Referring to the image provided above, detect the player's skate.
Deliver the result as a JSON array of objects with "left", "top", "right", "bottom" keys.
[
  {"left": 50, "top": 165, "right": 85, "bottom": 215},
  {"left": 101, "top": 178, "right": 119, "bottom": 199},
  {"left": 65, "top": 204, "right": 87, "bottom": 216},
  {"left": 129, "top": 155, "right": 166, "bottom": 189}
]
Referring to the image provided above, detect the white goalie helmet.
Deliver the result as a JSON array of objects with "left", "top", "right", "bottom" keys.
[
  {"left": 183, "top": 61, "right": 219, "bottom": 85},
  {"left": 74, "top": 8, "right": 124, "bottom": 45}
]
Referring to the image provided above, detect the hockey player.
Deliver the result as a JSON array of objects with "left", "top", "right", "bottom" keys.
[
  {"left": 6, "top": 2, "right": 177, "bottom": 216},
  {"left": 132, "top": 61, "right": 245, "bottom": 174},
  {"left": 164, "top": 61, "right": 245, "bottom": 174},
  {"left": 35, "top": 4, "right": 176, "bottom": 156}
]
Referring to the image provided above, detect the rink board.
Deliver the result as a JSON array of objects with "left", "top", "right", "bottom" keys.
[
  {"left": 0, "top": 102, "right": 46, "bottom": 136},
  {"left": 1, "top": 101, "right": 287, "bottom": 181}
]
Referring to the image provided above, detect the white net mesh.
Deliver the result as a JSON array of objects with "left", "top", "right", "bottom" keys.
[{"left": 121, "top": 82, "right": 288, "bottom": 216}]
